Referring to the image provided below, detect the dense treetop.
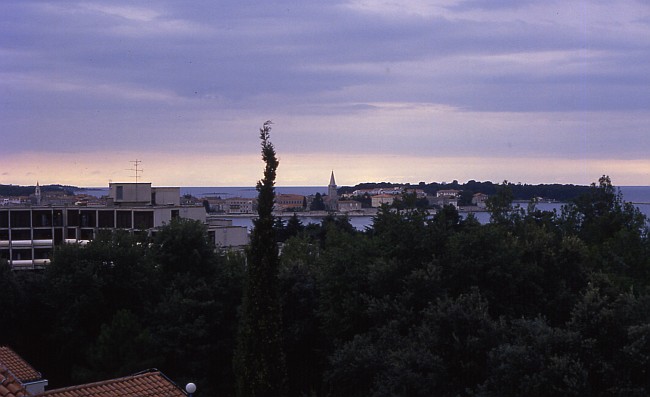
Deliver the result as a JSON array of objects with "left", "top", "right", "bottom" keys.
[{"left": 2, "top": 176, "right": 650, "bottom": 396}]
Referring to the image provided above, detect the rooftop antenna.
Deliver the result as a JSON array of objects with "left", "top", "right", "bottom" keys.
[
  {"left": 127, "top": 160, "right": 143, "bottom": 184},
  {"left": 126, "top": 160, "right": 144, "bottom": 202}
]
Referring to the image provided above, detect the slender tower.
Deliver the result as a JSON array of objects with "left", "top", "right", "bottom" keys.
[
  {"left": 327, "top": 171, "right": 338, "bottom": 211},
  {"left": 35, "top": 181, "right": 42, "bottom": 205}
]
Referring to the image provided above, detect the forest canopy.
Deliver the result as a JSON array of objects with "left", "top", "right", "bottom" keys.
[{"left": 2, "top": 176, "right": 650, "bottom": 396}]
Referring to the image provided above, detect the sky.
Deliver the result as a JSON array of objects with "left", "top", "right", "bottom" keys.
[{"left": 2, "top": 0, "right": 650, "bottom": 187}]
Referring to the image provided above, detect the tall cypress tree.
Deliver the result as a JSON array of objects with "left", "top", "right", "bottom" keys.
[{"left": 235, "top": 121, "right": 287, "bottom": 396}]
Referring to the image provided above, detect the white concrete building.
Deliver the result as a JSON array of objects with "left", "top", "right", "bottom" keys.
[
  {"left": 1, "top": 182, "right": 249, "bottom": 270},
  {"left": 338, "top": 200, "right": 362, "bottom": 212},
  {"left": 371, "top": 194, "right": 396, "bottom": 207}
]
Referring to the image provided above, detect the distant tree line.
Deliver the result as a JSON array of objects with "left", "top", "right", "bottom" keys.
[
  {"left": 3, "top": 175, "right": 650, "bottom": 396},
  {"left": 0, "top": 184, "right": 76, "bottom": 196},
  {"left": 339, "top": 180, "right": 593, "bottom": 204}
]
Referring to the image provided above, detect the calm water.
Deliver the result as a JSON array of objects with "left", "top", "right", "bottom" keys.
[
  {"left": 80, "top": 185, "right": 650, "bottom": 201},
  {"left": 78, "top": 186, "right": 328, "bottom": 199}
]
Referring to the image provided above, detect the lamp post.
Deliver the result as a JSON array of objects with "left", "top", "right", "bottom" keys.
[{"left": 185, "top": 383, "right": 196, "bottom": 397}]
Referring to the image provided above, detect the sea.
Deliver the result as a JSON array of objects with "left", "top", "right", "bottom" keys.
[{"left": 77, "top": 186, "right": 650, "bottom": 231}]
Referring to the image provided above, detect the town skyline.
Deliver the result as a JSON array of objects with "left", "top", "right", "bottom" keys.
[{"left": 2, "top": 1, "right": 650, "bottom": 187}]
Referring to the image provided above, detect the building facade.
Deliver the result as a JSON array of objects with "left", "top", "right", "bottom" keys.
[
  {"left": 275, "top": 194, "right": 305, "bottom": 211},
  {"left": 1, "top": 182, "right": 249, "bottom": 270}
]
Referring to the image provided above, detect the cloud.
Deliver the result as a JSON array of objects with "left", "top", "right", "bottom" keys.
[{"left": 2, "top": 0, "right": 650, "bottom": 185}]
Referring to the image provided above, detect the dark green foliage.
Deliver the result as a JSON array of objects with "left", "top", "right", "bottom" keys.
[
  {"left": 338, "top": 180, "right": 592, "bottom": 202},
  {"left": 310, "top": 192, "right": 326, "bottom": 211},
  {"left": 278, "top": 241, "right": 326, "bottom": 397},
  {"left": 326, "top": 291, "right": 500, "bottom": 397},
  {"left": 275, "top": 214, "right": 307, "bottom": 243},
  {"left": 0, "top": 260, "right": 22, "bottom": 343},
  {"left": 234, "top": 121, "right": 287, "bottom": 397},
  {"left": 3, "top": 176, "right": 650, "bottom": 396},
  {"left": 152, "top": 217, "right": 216, "bottom": 277},
  {"left": 285, "top": 213, "right": 304, "bottom": 238},
  {"left": 486, "top": 180, "right": 515, "bottom": 224},
  {"left": 80, "top": 309, "right": 159, "bottom": 381},
  {"left": 43, "top": 232, "right": 157, "bottom": 385},
  {"left": 0, "top": 221, "right": 244, "bottom": 394},
  {"left": 0, "top": 183, "right": 76, "bottom": 196},
  {"left": 480, "top": 318, "right": 587, "bottom": 397}
]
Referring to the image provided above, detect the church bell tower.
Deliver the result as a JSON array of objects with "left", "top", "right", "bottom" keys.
[{"left": 327, "top": 171, "right": 338, "bottom": 211}]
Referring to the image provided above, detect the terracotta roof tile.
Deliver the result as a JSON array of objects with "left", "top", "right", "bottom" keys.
[
  {"left": 39, "top": 370, "right": 186, "bottom": 397},
  {"left": 0, "top": 347, "right": 42, "bottom": 383},
  {"left": 0, "top": 365, "right": 28, "bottom": 397}
]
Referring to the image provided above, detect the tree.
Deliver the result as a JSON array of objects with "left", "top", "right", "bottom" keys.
[
  {"left": 481, "top": 318, "right": 587, "bottom": 397},
  {"left": 234, "top": 121, "right": 287, "bottom": 396},
  {"left": 0, "top": 260, "right": 22, "bottom": 343},
  {"left": 42, "top": 231, "right": 157, "bottom": 385},
  {"left": 560, "top": 176, "right": 650, "bottom": 285},
  {"left": 152, "top": 217, "right": 217, "bottom": 277},
  {"left": 486, "top": 180, "right": 515, "bottom": 224},
  {"left": 80, "top": 309, "right": 159, "bottom": 381},
  {"left": 310, "top": 192, "right": 326, "bottom": 211},
  {"left": 285, "top": 213, "right": 305, "bottom": 239}
]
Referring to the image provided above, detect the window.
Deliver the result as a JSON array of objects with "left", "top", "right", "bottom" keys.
[
  {"left": 98, "top": 211, "right": 115, "bottom": 228},
  {"left": 134, "top": 211, "right": 154, "bottom": 229},
  {"left": 116, "top": 186, "right": 124, "bottom": 200},
  {"left": 116, "top": 211, "right": 132, "bottom": 228}
]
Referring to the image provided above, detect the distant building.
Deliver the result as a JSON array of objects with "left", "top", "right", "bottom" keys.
[
  {"left": 326, "top": 171, "right": 338, "bottom": 211},
  {"left": 1, "top": 182, "right": 248, "bottom": 270},
  {"left": 338, "top": 200, "right": 362, "bottom": 212},
  {"left": 427, "top": 189, "right": 460, "bottom": 208},
  {"left": 403, "top": 188, "right": 427, "bottom": 198},
  {"left": 472, "top": 193, "right": 489, "bottom": 208},
  {"left": 371, "top": 194, "right": 396, "bottom": 207},
  {"left": 203, "top": 196, "right": 257, "bottom": 214},
  {"left": 352, "top": 187, "right": 402, "bottom": 196},
  {"left": 34, "top": 182, "right": 41, "bottom": 205},
  {"left": 206, "top": 216, "right": 249, "bottom": 250},
  {"left": 436, "top": 189, "right": 461, "bottom": 198},
  {"left": 275, "top": 194, "right": 305, "bottom": 211},
  {"left": 224, "top": 197, "right": 255, "bottom": 214},
  {"left": 108, "top": 182, "right": 181, "bottom": 206}
]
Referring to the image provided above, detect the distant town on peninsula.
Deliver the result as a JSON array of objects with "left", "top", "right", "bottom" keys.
[{"left": 0, "top": 178, "right": 591, "bottom": 208}]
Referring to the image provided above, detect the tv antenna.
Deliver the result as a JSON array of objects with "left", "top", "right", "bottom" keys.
[
  {"left": 127, "top": 160, "right": 143, "bottom": 184},
  {"left": 127, "top": 160, "right": 144, "bottom": 202}
]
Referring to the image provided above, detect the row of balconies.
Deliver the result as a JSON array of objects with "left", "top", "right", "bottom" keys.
[
  {"left": 1, "top": 209, "right": 155, "bottom": 229},
  {"left": 0, "top": 239, "right": 54, "bottom": 247},
  {"left": 11, "top": 259, "right": 51, "bottom": 269}
]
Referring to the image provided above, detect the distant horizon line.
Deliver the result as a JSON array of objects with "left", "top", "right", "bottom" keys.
[{"left": 5, "top": 182, "right": 650, "bottom": 189}]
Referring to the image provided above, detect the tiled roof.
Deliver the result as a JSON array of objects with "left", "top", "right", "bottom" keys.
[
  {"left": 0, "top": 347, "right": 42, "bottom": 383},
  {"left": 0, "top": 365, "right": 28, "bottom": 397},
  {"left": 38, "top": 370, "right": 186, "bottom": 397}
]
